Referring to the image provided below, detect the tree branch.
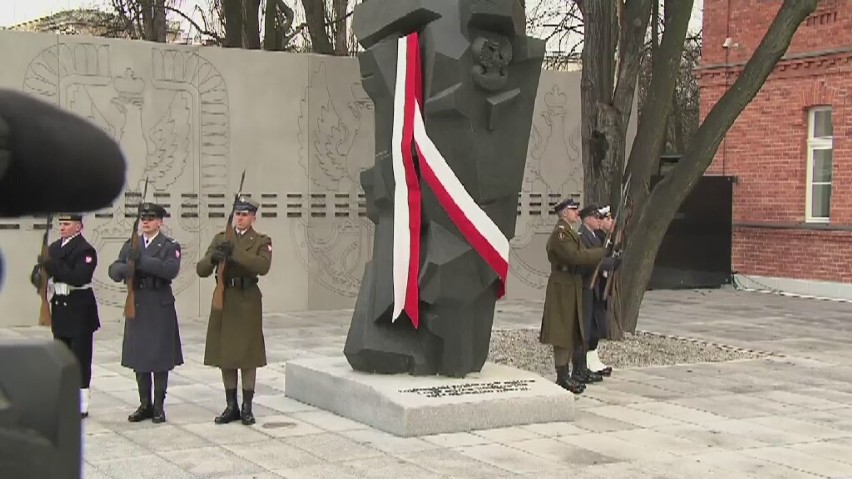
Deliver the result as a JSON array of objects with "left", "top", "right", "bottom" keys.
[
  {"left": 649, "top": 0, "right": 817, "bottom": 229},
  {"left": 624, "top": 0, "right": 693, "bottom": 195},
  {"left": 162, "top": 4, "right": 223, "bottom": 43}
]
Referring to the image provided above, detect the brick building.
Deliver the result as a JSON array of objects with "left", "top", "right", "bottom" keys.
[{"left": 698, "top": 0, "right": 852, "bottom": 300}]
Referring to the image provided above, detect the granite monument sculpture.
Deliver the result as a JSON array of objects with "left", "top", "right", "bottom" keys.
[{"left": 344, "top": 0, "right": 545, "bottom": 377}]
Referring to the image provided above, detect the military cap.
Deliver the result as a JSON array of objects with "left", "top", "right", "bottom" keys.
[
  {"left": 579, "top": 205, "right": 600, "bottom": 219},
  {"left": 57, "top": 213, "right": 83, "bottom": 222},
  {"left": 139, "top": 202, "right": 167, "bottom": 219},
  {"left": 234, "top": 194, "right": 260, "bottom": 213},
  {"left": 598, "top": 205, "right": 611, "bottom": 218},
  {"left": 553, "top": 197, "right": 580, "bottom": 214}
]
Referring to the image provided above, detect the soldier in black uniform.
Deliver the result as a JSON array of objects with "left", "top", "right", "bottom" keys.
[
  {"left": 29, "top": 213, "right": 101, "bottom": 418},
  {"left": 578, "top": 205, "right": 620, "bottom": 380},
  {"left": 107, "top": 203, "right": 183, "bottom": 424},
  {"left": 589, "top": 205, "right": 616, "bottom": 374}
]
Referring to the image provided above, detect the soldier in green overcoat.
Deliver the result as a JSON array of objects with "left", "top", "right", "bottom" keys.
[
  {"left": 197, "top": 195, "right": 272, "bottom": 426},
  {"left": 539, "top": 198, "right": 607, "bottom": 394}
]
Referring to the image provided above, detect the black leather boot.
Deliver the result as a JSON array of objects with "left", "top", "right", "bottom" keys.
[
  {"left": 152, "top": 389, "right": 167, "bottom": 423},
  {"left": 555, "top": 366, "right": 585, "bottom": 394},
  {"left": 214, "top": 388, "right": 241, "bottom": 424},
  {"left": 573, "top": 367, "right": 603, "bottom": 384},
  {"left": 128, "top": 373, "right": 154, "bottom": 422},
  {"left": 241, "top": 389, "right": 256, "bottom": 425}
]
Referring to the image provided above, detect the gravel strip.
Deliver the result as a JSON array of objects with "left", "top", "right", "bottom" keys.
[{"left": 488, "top": 328, "right": 767, "bottom": 379}]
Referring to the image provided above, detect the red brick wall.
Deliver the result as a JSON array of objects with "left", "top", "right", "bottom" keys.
[
  {"left": 700, "top": 0, "right": 852, "bottom": 283},
  {"left": 702, "top": 0, "right": 852, "bottom": 67}
]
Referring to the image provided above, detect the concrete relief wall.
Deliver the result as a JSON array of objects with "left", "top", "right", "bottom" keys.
[{"left": 0, "top": 30, "right": 631, "bottom": 328}]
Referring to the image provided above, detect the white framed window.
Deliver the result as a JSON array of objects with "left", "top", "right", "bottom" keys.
[{"left": 806, "top": 106, "right": 833, "bottom": 223}]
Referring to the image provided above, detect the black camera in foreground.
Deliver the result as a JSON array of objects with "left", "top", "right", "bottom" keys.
[{"left": 0, "top": 88, "right": 126, "bottom": 479}]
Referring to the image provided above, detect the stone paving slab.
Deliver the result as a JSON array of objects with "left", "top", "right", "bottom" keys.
[{"left": 4, "top": 287, "right": 852, "bottom": 478}]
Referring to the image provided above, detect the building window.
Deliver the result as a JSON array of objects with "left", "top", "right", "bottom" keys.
[{"left": 806, "top": 107, "right": 833, "bottom": 222}]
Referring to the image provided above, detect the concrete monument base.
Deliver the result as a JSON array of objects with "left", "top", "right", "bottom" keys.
[{"left": 284, "top": 356, "right": 573, "bottom": 437}]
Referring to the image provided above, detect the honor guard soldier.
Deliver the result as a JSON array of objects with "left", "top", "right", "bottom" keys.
[
  {"left": 590, "top": 205, "right": 617, "bottom": 373},
  {"left": 29, "top": 213, "right": 100, "bottom": 418},
  {"left": 107, "top": 203, "right": 184, "bottom": 424},
  {"left": 539, "top": 198, "right": 607, "bottom": 395},
  {"left": 578, "top": 205, "right": 621, "bottom": 382},
  {"left": 197, "top": 195, "right": 272, "bottom": 426}
]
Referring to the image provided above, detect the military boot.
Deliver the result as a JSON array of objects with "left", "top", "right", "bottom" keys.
[
  {"left": 152, "top": 389, "right": 167, "bottom": 424},
  {"left": 555, "top": 366, "right": 585, "bottom": 394},
  {"left": 241, "top": 389, "right": 256, "bottom": 426},
  {"left": 214, "top": 388, "right": 241, "bottom": 424},
  {"left": 572, "top": 367, "right": 603, "bottom": 384},
  {"left": 128, "top": 373, "right": 154, "bottom": 422}
]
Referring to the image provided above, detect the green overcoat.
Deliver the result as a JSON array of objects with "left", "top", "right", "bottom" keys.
[
  {"left": 197, "top": 227, "right": 272, "bottom": 369},
  {"left": 539, "top": 219, "right": 606, "bottom": 350}
]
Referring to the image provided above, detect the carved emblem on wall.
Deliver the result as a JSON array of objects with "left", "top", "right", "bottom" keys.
[
  {"left": 22, "top": 43, "right": 230, "bottom": 307},
  {"left": 509, "top": 84, "right": 583, "bottom": 289},
  {"left": 292, "top": 62, "right": 375, "bottom": 298}
]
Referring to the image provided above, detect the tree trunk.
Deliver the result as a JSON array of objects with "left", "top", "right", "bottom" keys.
[
  {"left": 614, "top": 0, "right": 818, "bottom": 332},
  {"left": 579, "top": 0, "right": 652, "bottom": 210},
  {"left": 302, "top": 0, "right": 335, "bottom": 54},
  {"left": 222, "top": 0, "right": 243, "bottom": 47},
  {"left": 241, "top": 0, "right": 261, "bottom": 49},
  {"left": 153, "top": 0, "right": 168, "bottom": 42},
  {"left": 579, "top": 0, "right": 615, "bottom": 206},
  {"left": 263, "top": 0, "right": 294, "bottom": 51},
  {"left": 332, "top": 0, "right": 349, "bottom": 55}
]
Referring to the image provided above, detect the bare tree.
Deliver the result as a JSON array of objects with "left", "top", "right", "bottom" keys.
[
  {"left": 596, "top": 0, "right": 819, "bottom": 332},
  {"left": 575, "top": 0, "right": 651, "bottom": 211},
  {"left": 111, "top": 0, "right": 170, "bottom": 41}
]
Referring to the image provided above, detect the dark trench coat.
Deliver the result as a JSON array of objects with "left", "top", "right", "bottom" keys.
[{"left": 108, "top": 233, "right": 184, "bottom": 373}]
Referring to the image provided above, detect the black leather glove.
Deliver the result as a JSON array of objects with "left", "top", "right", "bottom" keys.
[
  {"left": 217, "top": 240, "right": 234, "bottom": 256},
  {"left": 127, "top": 246, "right": 142, "bottom": 264},
  {"left": 29, "top": 264, "right": 42, "bottom": 289},
  {"left": 210, "top": 248, "right": 227, "bottom": 264},
  {"left": 37, "top": 255, "right": 58, "bottom": 275}
]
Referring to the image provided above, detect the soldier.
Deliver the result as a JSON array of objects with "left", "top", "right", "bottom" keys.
[
  {"left": 578, "top": 205, "right": 620, "bottom": 381},
  {"left": 107, "top": 203, "right": 183, "bottom": 424},
  {"left": 589, "top": 205, "right": 617, "bottom": 374},
  {"left": 197, "top": 195, "right": 272, "bottom": 426},
  {"left": 539, "top": 198, "right": 607, "bottom": 395},
  {"left": 29, "top": 214, "right": 100, "bottom": 418}
]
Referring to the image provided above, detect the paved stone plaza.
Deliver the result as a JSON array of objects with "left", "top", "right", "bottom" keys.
[{"left": 3, "top": 288, "right": 852, "bottom": 478}]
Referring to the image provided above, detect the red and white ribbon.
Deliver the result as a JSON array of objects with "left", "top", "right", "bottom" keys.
[{"left": 391, "top": 32, "right": 510, "bottom": 330}]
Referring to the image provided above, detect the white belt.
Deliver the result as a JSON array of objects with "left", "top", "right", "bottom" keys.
[{"left": 53, "top": 282, "right": 92, "bottom": 296}]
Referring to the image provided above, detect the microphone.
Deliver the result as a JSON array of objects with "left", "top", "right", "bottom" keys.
[{"left": 0, "top": 89, "right": 127, "bottom": 217}]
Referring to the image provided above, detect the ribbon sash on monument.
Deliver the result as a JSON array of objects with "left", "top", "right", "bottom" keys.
[{"left": 391, "top": 32, "right": 510, "bottom": 329}]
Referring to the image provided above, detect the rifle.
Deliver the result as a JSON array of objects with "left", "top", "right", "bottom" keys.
[
  {"left": 603, "top": 175, "right": 632, "bottom": 298},
  {"left": 211, "top": 170, "right": 246, "bottom": 311},
  {"left": 124, "top": 177, "right": 149, "bottom": 320},
  {"left": 37, "top": 213, "right": 53, "bottom": 327},
  {"left": 588, "top": 171, "right": 632, "bottom": 289}
]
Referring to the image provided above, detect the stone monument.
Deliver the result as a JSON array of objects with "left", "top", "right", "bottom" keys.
[
  {"left": 286, "top": 0, "right": 574, "bottom": 436},
  {"left": 344, "top": 0, "right": 545, "bottom": 377}
]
